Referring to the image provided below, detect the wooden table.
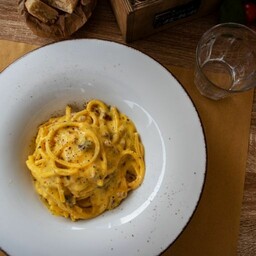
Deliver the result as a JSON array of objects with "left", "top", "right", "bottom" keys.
[{"left": 0, "top": 1, "right": 255, "bottom": 255}]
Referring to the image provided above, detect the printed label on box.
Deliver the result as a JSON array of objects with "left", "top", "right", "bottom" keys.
[{"left": 153, "top": 0, "right": 201, "bottom": 28}]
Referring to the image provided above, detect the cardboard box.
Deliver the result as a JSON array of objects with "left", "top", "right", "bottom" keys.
[{"left": 110, "top": 0, "right": 221, "bottom": 42}]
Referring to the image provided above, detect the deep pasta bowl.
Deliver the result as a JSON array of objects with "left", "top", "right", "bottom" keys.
[{"left": 0, "top": 39, "right": 206, "bottom": 256}]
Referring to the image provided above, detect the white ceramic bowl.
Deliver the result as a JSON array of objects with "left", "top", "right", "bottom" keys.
[{"left": 0, "top": 39, "right": 206, "bottom": 256}]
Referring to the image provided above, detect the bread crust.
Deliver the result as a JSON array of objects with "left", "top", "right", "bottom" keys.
[
  {"left": 19, "top": 0, "right": 97, "bottom": 38},
  {"left": 25, "top": 0, "right": 58, "bottom": 23},
  {"left": 44, "top": 0, "right": 79, "bottom": 14}
]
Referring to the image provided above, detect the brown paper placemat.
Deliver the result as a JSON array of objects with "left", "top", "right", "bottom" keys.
[
  {"left": 0, "top": 40, "right": 38, "bottom": 71},
  {"left": 0, "top": 40, "right": 253, "bottom": 256},
  {"left": 163, "top": 66, "right": 253, "bottom": 256}
]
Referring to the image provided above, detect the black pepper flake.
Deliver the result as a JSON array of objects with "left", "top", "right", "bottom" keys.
[{"left": 103, "top": 113, "right": 112, "bottom": 121}]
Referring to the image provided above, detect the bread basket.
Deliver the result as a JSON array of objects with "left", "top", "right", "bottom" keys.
[{"left": 18, "top": 0, "right": 97, "bottom": 39}]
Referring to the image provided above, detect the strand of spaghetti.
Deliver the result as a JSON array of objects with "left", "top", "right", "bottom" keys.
[
  {"left": 27, "top": 158, "right": 79, "bottom": 178},
  {"left": 27, "top": 158, "right": 54, "bottom": 178},
  {"left": 128, "top": 162, "right": 144, "bottom": 189},
  {"left": 98, "top": 140, "right": 108, "bottom": 176},
  {"left": 71, "top": 108, "right": 89, "bottom": 120},
  {"left": 26, "top": 100, "right": 145, "bottom": 221},
  {"left": 35, "top": 146, "right": 48, "bottom": 159},
  {"left": 87, "top": 99, "right": 109, "bottom": 113},
  {"left": 45, "top": 122, "right": 100, "bottom": 168},
  {"left": 72, "top": 108, "right": 98, "bottom": 126},
  {"left": 111, "top": 106, "right": 120, "bottom": 143},
  {"left": 89, "top": 112, "right": 100, "bottom": 127},
  {"left": 51, "top": 162, "right": 79, "bottom": 176},
  {"left": 65, "top": 106, "right": 72, "bottom": 121},
  {"left": 34, "top": 159, "right": 46, "bottom": 166},
  {"left": 119, "top": 149, "right": 145, "bottom": 188},
  {"left": 49, "top": 139, "right": 71, "bottom": 158},
  {"left": 134, "top": 132, "right": 144, "bottom": 156},
  {"left": 57, "top": 184, "right": 66, "bottom": 203}
]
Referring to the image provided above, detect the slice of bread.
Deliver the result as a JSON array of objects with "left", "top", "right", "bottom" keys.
[
  {"left": 44, "top": 0, "right": 79, "bottom": 14},
  {"left": 25, "top": 0, "right": 58, "bottom": 23}
]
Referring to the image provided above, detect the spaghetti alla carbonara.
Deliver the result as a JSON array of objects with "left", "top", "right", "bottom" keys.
[{"left": 26, "top": 99, "right": 145, "bottom": 221}]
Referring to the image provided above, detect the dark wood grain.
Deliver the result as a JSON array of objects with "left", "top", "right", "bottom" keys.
[{"left": 0, "top": 1, "right": 255, "bottom": 255}]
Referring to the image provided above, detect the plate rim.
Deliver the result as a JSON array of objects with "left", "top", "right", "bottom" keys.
[{"left": 0, "top": 38, "right": 208, "bottom": 255}]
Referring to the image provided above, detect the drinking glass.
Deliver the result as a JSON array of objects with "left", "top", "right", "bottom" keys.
[{"left": 194, "top": 23, "right": 256, "bottom": 100}]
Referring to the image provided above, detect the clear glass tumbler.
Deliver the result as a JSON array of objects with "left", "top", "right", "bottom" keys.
[{"left": 194, "top": 23, "right": 256, "bottom": 100}]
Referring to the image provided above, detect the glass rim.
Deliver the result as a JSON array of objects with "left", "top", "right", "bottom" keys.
[{"left": 195, "top": 22, "right": 256, "bottom": 94}]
